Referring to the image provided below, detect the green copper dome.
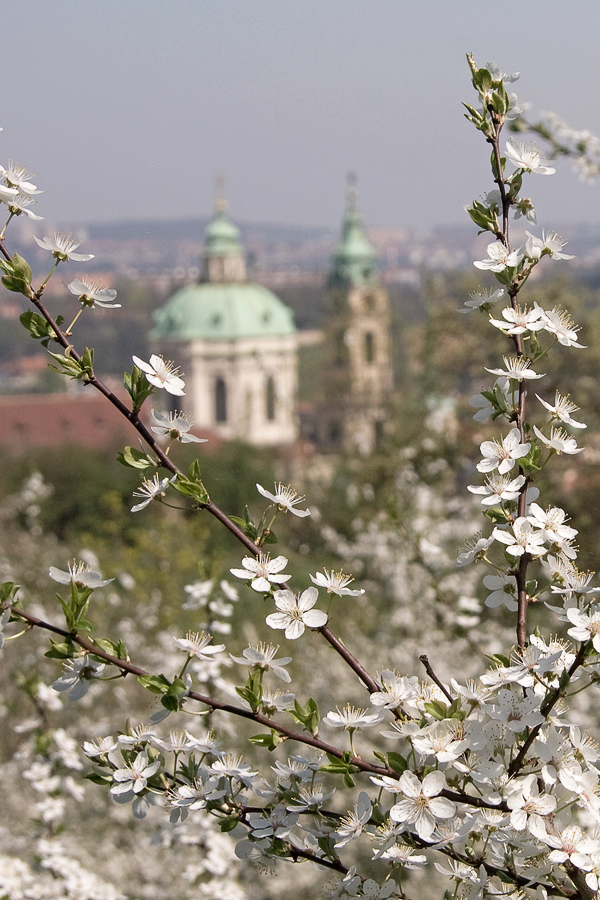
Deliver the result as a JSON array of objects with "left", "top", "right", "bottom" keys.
[
  {"left": 151, "top": 282, "right": 296, "bottom": 342},
  {"left": 329, "top": 184, "right": 378, "bottom": 288}
]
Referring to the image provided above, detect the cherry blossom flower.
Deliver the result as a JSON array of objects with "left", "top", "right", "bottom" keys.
[
  {"left": 370, "top": 671, "right": 419, "bottom": 709},
  {"left": 467, "top": 472, "right": 525, "bottom": 505},
  {"left": 286, "top": 784, "right": 335, "bottom": 812},
  {"left": 230, "top": 642, "right": 292, "bottom": 682},
  {"left": 483, "top": 573, "right": 518, "bottom": 611},
  {"left": 266, "top": 587, "right": 327, "bottom": 638},
  {"left": 567, "top": 606, "right": 600, "bottom": 651},
  {"left": 310, "top": 569, "right": 364, "bottom": 596},
  {"left": 389, "top": 770, "right": 456, "bottom": 841},
  {"left": 0, "top": 160, "right": 39, "bottom": 193},
  {"left": 246, "top": 804, "right": 299, "bottom": 840},
  {"left": 334, "top": 792, "right": 372, "bottom": 847},
  {"left": 131, "top": 475, "right": 172, "bottom": 511},
  {"left": 256, "top": 482, "right": 310, "bottom": 516},
  {"left": 456, "top": 532, "right": 495, "bottom": 566},
  {"left": 230, "top": 553, "right": 289, "bottom": 592},
  {"left": 3, "top": 194, "right": 43, "bottom": 220},
  {"left": 544, "top": 824, "right": 600, "bottom": 869},
  {"left": 528, "top": 503, "right": 577, "bottom": 546},
  {"left": 536, "top": 391, "right": 586, "bottom": 428},
  {"left": 173, "top": 631, "right": 225, "bottom": 660},
  {"left": 323, "top": 705, "right": 385, "bottom": 730},
  {"left": 492, "top": 518, "right": 547, "bottom": 557},
  {"left": 132, "top": 354, "right": 185, "bottom": 395},
  {"left": 533, "top": 425, "right": 584, "bottom": 455},
  {"left": 52, "top": 656, "right": 105, "bottom": 701},
  {"left": 485, "top": 356, "right": 543, "bottom": 381},
  {"left": 49, "top": 560, "right": 113, "bottom": 589},
  {"left": 210, "top": 753, "right": 258, "bottom": 786},
  {"left": 474, "top": 241, "right": 524, "bottom": 272},
  {"left": 0, "top": 183, "right": 18, "bottom": 203},
  {"left": 540, "top": 307, "right": 585, "bottom": 347},
  {"left": 489, "top": 304, "right": 546, "bottom": 335},
  {"left": 487, "top": 687, "right": 545, "bottom": 732},
  {"left": 82, "top": 736, "right": 119, "bottom": 758},
  {"left": 525, "top": 230, "right": 574, "bottom": 261},
  {"left": 477, "top": 427, "right": 530, "bottom": 474},
  {"left": 380, "top": 844, "right": 427, "bottom": 867},
  {"left": 458, "top": 286, "right": 505, "bottom": 313},
  {"left": 33, "top": 233, "right": 94, "bottom": 262},
  {"left": 150, "top": 409, "right": 207, "bottom": 443},
  {"left": 505, "top": 139, "right": 556, "bottom": 174},
  {"left": 110, "top": 751, "right": 160, "bottom": 796},
  {"left": 67, "top": 278, "right": 120, "bottom": 308},
  {"left": 507, "top": 773, "right": 557, "bottom": 836}
]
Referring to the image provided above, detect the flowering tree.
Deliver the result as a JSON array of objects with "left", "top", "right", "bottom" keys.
[{"left": 2, "top": 57, "right": 600, "bottom": 899}]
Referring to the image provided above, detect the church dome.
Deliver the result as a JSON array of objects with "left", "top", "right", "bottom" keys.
[
  {"left": 151, "top": 281, "right": 296, "bottom": 342},
  {"left": 203, "top": 206, "right": 244, "bottom": 258}
]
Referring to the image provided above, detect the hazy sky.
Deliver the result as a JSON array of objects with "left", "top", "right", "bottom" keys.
[{"left": 2, "top": 0, "right": 600, "bottom": 232}]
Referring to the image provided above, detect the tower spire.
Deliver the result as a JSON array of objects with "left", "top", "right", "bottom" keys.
[{"left": 329, "top": 173, "right": 377, "bottom": 288}]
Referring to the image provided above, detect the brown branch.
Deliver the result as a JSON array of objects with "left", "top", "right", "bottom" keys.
[
  {"left": 319, "top": 625, "right": 380, "bottom": 694},
  {"left": 419, "top": 654, "right": 453, "bottom": 703},
  {"left": 508, "top": 641, "right": 589, "bottom": 777}
]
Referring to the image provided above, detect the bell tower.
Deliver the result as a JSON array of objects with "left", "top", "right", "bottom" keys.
[{"left": 322, "top": 176, "right": 392, "bottom": 454}]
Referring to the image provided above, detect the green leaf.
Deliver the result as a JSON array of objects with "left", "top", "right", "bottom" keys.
[
  {"left": 473, "top": 67, "right": 492, "bottom": 95},
  {"left": 0, "top": 254, "right": 32, "bottom": 295},
  {"left": 117, "top": 446, "right": 157, "bottom": 470},
  {"left": 0, "top": 581, "right": 19, "bottom": 603},
  {"left": 125, "top": 365, "right": 154, "bottom": 413},
  {"left": 487, "top": 653, "right": 511, "bottom": 667},
  {"left": 288, "top": 697, "right": 319, "bottom": 735},
  {"left": 424, "top": 700, "right": 449, "bottom": 721},
  {"left": 219, "top": 816, "right": 239, "bottom": 833},
  {"left": 248, "top": 731, "right": 284, "bottom": 750},
  {"left": 387, "top": 752, "right": 408, "bottom": 774},
  {"left": 92, "top": 637, "right": 128, "bottom": 659},
  {"left": 137, "top": 673, "right": 172, "bottom": 695},
  {"left": 44, "top": 639, "right": 77, "bottom": 659},
  {"left": 85, "top": 771, "right": 113, "bottom": 786}
]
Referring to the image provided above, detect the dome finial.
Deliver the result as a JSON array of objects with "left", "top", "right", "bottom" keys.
[
  {"left": 346, "top": 170, "right": 358, "bottom": 205},
  {"left": 214, "top": 173, "right": 228, "bottom": 214}
]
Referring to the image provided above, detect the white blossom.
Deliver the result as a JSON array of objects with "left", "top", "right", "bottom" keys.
[
  {"left": 132, "top": 354, "right": 185, "bottom": 395},
  {"left": 230, "top": 553, "right": 289, "bottom": 592},
  {"left": 256, "top": 482, "right": 310, "bottom": 516},
  {"left": 310, "top": 569, "right": 364, "bottom": 596},
  {"left": 474, "top": 241, "right": 524, "bottom": 272},
  {"left": 68, "top": 278, "right": 120, "bottom": 308},
  {"left": 34, "top": 233, "right": 94, "bottom": 261},
  {"left": 505, "top": 139, "right": 556, "bottom": 174},
  {"left": 266, "top": 587, "right": 327, "bottom": 638},
  {"left": 389, "top": 770, "right": 455, "bottom": 841},
  {"left": 150, "top": 408, "right": 207, "bottom": 443}
]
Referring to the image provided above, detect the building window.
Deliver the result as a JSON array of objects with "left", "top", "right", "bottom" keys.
[
  {"left": 364, "top": 331, "right": 375, "bottom": 364},
  {"left": 215, "top": 377, "right": 227, "bottom": 423},
  {"left": 266, "top": 375, "right": 276, "bottom": 421}
]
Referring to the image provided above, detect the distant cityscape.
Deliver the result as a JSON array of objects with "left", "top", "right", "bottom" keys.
[{"left": 6, "top": 215, "right": 600, "bottom": 302}]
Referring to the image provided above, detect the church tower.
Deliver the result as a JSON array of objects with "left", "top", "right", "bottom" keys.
[
  {"left": 321, "top": 177, "right": 392, "bottom": 454},
  {"left": 151, "top": 194, "right": 298, "bottom": 446}
]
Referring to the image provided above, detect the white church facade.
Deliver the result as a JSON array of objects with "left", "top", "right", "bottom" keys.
[{"left": 151, "top": 201, "right": 298, "bottom": 446}]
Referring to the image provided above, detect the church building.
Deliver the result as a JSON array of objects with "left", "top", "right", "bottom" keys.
[
  {"left": 317, "top": 180, "right": 393, "bottom": 454},
  {"left": 151, "top": 200, "right": 298, "bottom": 446}
]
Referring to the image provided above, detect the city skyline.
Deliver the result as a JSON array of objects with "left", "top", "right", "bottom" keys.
[{"left": 2, "top": 1, "right": 599, "bottom": 232}]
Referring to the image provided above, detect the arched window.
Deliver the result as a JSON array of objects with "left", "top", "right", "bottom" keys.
[
  {"left": 266, "top": 375, "right": 276, "bottom": 421},
  {"left": 215, "top": 377, "right": 227, "bottom": 423},
  {"left": 364, "top": 331, "right": 375, "bottom": 364}
]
